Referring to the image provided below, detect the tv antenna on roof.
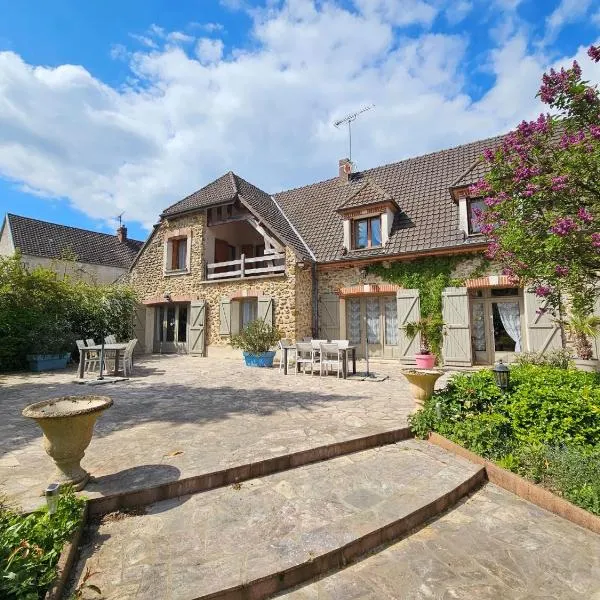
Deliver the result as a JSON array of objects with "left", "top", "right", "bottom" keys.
[
  {"left": 116, "top": 212, "right": 125, "bottom": 227},
  {"left": 333, "top": 104, "right": 374, "bottom": 163}
]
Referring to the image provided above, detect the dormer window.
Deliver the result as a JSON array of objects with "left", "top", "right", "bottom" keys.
[
  {"left": 467, "top": 198, "right": 486, "bottom": 235},
  {"left": 353, "top": 216, "right": 382, "bottom": 249}
]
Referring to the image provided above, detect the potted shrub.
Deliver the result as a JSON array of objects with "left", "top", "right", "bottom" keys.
[
  {"left": 25, "top": 318, "right": 74, "bottom": 372},
  {"left": 404, "top": 317, "right": 443, "bottom": 369},
  {"left": 231, "top": 320, "right": 282, "bottom": 367},
  {"left": 566, "top": 313, "right": 600, "bottom": 372}
]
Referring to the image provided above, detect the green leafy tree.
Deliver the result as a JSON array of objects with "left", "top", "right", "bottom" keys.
[{"left": 474, "top": 45, "right": 600, "bottom": 344}]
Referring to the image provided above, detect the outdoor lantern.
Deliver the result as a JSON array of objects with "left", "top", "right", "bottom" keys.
[
  {"left": 45, "top": 483, "right": 60, "bottom": 515},
  {"left": 493, "top": 359, "right": 510, "bottom": 391}
]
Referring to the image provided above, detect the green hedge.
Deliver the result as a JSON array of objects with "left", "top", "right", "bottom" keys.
[
  {"left": 0, "top": 254, "right": 137, "bottom": 371},
  {"left": 410, "top": 365, "right": 600, "bottom": 514},
  {"left": 0, "top": 489, "right": 85, "bottom": 599}
]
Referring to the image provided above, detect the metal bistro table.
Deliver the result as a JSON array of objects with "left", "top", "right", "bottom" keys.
[
  {"left": 78, "top": 343, "right": 128, "bottom": 379},
  {"left": 281, "top": 344, "right": 357, "bottom": 378}
]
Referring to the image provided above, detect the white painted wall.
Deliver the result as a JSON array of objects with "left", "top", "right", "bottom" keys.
[
  {"left": 19, "top": 255, "right": 127, "bottom": 284},
  {"left": 0, "top": 221, "right": 14, "bottom": 256}
]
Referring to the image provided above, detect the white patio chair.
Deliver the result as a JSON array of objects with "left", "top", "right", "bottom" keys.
[
  {"left": 295, "top": 342, "right": 318, "bottom": 375},
  {"left": 320, "top": 343, "right": 342, "bottom": 378},
  {"left": 85, "top": 338, "right": 96, "bottom": 347},
  {"left": 278, "top": 339, "right": 296, "bottom": 373},
  {"left": 120, "top": 339, "right": 138, "bottom": 376},
  {"left": 76, "top": 340, "right": 99, "bottom": 373},
  {"left": 105, "top": 334, "right": 117, "bottom": 344}
]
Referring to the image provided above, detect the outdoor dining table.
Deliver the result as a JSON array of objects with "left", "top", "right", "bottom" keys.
[
  {"left": 77, "top": 343, "right": 128, "bottom": 379},
  {"left": 281, "top": 343, "right": 357, "bottom": 378}
]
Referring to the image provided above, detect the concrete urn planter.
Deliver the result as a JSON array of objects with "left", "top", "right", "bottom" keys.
[
  {"left": 22, "top": 395, "right": 113, "bottom": 491},
  {"left": 402, "top": 370, "right": 444, "bottom": 410},
  {"left": 574, "top": 358, "right": 599, "bottom": 373}
]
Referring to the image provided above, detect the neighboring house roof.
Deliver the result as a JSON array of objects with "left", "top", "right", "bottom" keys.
[
  {"left": 4, "top": 214, "right": 143, "bottom": 269},
  {"left": 274, "top": 135, "right": 504, "bottom": 263}
]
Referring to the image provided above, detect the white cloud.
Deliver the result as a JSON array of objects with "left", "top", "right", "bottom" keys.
[
  {"left": 195, "top": 38, "right": 225, "bottom": 64},
  {"left": 353, "top": 0, "right": 438, "bottom": 27},
  {"left": 545, "top": 0, "right": 592, "bottom": 42},
  {"left": 445, "top": 1, "right": 472, "bottom": 25},
  {"left": 0, "top": 1, "right": 597, "bottom": 232},
  {"left": 167, "top": 31, "right": 195, "bottom": 44}
]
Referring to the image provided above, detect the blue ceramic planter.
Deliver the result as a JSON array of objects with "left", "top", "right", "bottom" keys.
[
  {"left": 27, "top": 353, "right": 70, "bottom": 372},
  {"left": 243, "top": 351, "right": 276, "bottom": 368}
]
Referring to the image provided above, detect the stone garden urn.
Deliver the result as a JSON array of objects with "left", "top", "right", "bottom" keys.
[
  {"left": 401, "top": 369, "right": 444, "bottom": 410},
  {"left": 22, "top": 395, "right": 113, "bottom": 491}
]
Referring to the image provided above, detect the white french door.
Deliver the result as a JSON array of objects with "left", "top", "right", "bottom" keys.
[{"left": 346, "top": 296, "right": 398, "bottom": 359}]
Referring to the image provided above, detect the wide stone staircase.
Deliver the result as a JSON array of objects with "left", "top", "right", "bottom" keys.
[{"left": 70, "top": 437, "right": 600, "bottom": 600}]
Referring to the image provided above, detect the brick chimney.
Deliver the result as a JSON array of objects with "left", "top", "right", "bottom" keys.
[
  {"left": 339, "top": 158, "right": 352, "bottom": 184},
  {"left": 116, "top": 225, "right": 127, "bottom": 242}
]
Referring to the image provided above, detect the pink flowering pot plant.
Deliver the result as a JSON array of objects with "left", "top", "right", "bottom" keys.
[
  {"left": 470, "top": 44, "right": 600, "bottom": 362},
  {"left": 404, "top": 317, "right": 443, "bottom": 369}
]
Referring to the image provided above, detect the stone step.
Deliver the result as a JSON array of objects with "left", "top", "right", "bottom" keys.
[
  {"left": 72, "top": 439, "right": 484, "bottom": 600},
  {"left": 279, "top": 483, "right": 600, "bottom": 599}
]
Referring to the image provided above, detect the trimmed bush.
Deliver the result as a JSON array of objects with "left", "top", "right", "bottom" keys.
[{"left": 409, "top": 364, "right": 600, "bottom": 514}]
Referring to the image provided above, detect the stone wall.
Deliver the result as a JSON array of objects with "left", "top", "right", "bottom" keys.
[
  {"left": 129, "top": 213, "right": 307, "bottom": 353},
  {"left": 294, "top": 263, "right": 314, "bottom": 340}
]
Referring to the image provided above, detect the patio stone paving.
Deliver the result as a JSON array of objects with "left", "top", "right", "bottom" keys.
[
  {"left": 0, "top": 355, "right": 445, "bottom": 511},
  {"left": 282, "top": 484, "right": 600, "bottom": 600},
  {"left": 69, "top": 439, "right": 481, "bottom": 599}
]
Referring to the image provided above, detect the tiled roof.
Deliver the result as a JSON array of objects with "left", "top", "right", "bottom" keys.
[
  {"left": 274, "top": 135, "right": 504, "bottom": 263},
  {"left": 5, "top": 214, "right": 143, "bottom": 269},
  {"left": 337, "top": 180, "right": 397, "bottom": 211},
  {"left": 161, "top": 172, "right": 237, "bottom": 217}
]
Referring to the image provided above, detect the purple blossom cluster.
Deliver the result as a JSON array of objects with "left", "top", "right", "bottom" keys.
[
  {"left": 551, "top": 217, "right": 577, "bottom": 236},
  {"left": 592, "top": 233, "right": 600, "bottom": 248},
  {"left": 539, "top": 62, "right": 581, "bottom": 104},
  {"left": 578, "top": 207, "right": 593, "bottom": 223},
  {"left": 550, "top": 175, "right": 568, "bottom": 191},
  {"left": 588, "top": 45, "right": 600, "bottom": 63},
  {"left": 555, "top": 265, "right": 569, "bottom": 277},
  {"left": 514, "top": 165, "right": 541, "bottom": 183},
  {"left": 559, "top": 130, "right": 586, "bottom": 148},
  {"left": 468, "top": 179, "right": 491, "bottom": 196},
  {"left": 522, "top": 183, "right": 539, "bottom": 197},
  {"left": 590, "top": 125, "right": 600, "bottom": 140},
  {"left": 534, "top": 285, "right": 552, "bottom": 298}
]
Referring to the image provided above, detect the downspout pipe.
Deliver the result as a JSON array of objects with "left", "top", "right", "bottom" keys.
[{"left": 312, "top": 262, "right": 318, "bottom": 338}]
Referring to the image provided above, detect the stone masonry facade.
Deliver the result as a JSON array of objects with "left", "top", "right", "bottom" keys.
[{"left": 129, "top": 212, "right": 312, "bottom": 351}]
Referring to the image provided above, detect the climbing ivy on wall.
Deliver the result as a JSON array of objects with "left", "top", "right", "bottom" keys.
[{"left": 367, "top": 255, "right": 490, "bottom": 356}]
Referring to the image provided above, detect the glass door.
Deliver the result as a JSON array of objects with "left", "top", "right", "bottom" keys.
[
  {"left": 346, "top": 296, "right": 398, "bottom": 359},
  {"left": 153, "top": 303, "right": 189, "bottom": 353}
]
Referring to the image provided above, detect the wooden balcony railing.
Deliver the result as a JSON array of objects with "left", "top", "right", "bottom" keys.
[{"left": 206, "top": 252, "right": 286, "bottom": 281}]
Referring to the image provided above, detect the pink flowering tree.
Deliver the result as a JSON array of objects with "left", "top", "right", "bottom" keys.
[{"left": 473, "top": 45, "right": 600, "bottom": 352}]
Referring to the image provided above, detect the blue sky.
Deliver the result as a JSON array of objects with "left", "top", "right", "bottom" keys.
[{"left": 0, "top": 0, "right": 599, "bottom": 243}]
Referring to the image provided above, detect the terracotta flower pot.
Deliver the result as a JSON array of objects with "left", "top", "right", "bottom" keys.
[
  {"left": 402, "top": 370, "right": 444, "bottom": 410},
  {"left": 22, "top": 395, "right": 113, "bottom": 491},
  {"left": 415, "top": 353, "right": 436, "bottom": 369}
]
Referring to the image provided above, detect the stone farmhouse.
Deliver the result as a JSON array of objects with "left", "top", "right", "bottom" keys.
[
  {"left": 0, "top": 213, "right": 143, "bottom": 285},
  {"left": 129, "top": 135, "right": 566, "bottom": 366}
]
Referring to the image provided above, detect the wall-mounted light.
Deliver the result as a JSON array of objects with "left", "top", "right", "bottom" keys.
[{"left": 45, "top": 483, "right": 60, "bottom": 515}]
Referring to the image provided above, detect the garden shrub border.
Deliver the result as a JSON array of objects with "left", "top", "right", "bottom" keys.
[
  {"left": 428, "top": 432, "right": 600, "bottom": 535},
  {"left": 44, "top": 503, "right": 88, "bottom": 600}
]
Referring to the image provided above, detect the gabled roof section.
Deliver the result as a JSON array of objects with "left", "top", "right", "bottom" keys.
[
  {"left": 233, "top": 175, "right": 313, "bottom": 261},
  {"left": 161, "top": 172, "right": 237, "bottom": 217},
  {"left": 5, "top": 214, "right": 143, "bottom": 269},
  {"left": 337, "top": 179, "right": 399, "bottom": 212}
]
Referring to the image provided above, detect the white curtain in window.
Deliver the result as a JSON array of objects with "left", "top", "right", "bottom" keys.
[
  {"left": 347, "top": 299, "right": 361, "bottom": 343},
  {"left": 178, "top": 240, "right": 187, "bottom": 269},
  {"left": 384, "top": 298, "right": 398, "bottom": 345},
  {"left": 366, "top": 298, "right": 380, "bottom": 344},
  {"left": 497, "top": 302, "right": 521, "bottom": 352}
]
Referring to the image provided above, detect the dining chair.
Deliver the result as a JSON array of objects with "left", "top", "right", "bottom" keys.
[
  {"left": 295, "top": 342, "right": 318, "bottom": 375},
  {"left": 76, "top": 340, "right": 98, "bottom": 373},
  {"left": 121, "top": 339, "right": 138, "bottom": 376},
  {"left": 320, "top": 343, "right": 342, "bottom": 378},
  {"left": 278, "top": 339, "right": 296, "bottom": 373}
]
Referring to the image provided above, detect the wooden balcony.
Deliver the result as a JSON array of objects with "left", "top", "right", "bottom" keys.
[{"left": 206, "top": 252, "right": 286, "bottom": 281}]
